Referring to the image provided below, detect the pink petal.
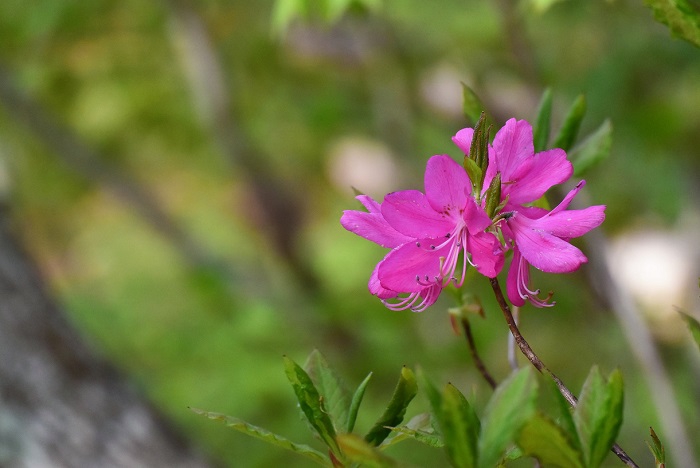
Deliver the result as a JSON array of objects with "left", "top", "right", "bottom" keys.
[
  {"left": 377, "top": 240, "right": 444, "bottom": 293},
  {"left": 356, "top": 194, "right": 381, "bottom": 213},
  {"left": 491, "top": 119, "right": 534, "bottom": 182},
  {"left": 506, "top": 249, "right": 526, "bottom": 307},
  {"left": 467, "top": 231, "right": 504, "bottom": 278},
  {"left": 452, "top": 127, "right": 474, "bottom": 154},
  {"left": 463, "top": 196, "right": 493, "bottom": 234},
  {"left": 369, "top": 261, "right": 398, "bottom": 299},
  {"left": 382, "top": 190, "right": 455, "bottom": 239},
  {"left": 340, "top": 210, "right": 412, "bottom": 248},
  {"left": 505, "top": 148, "right": 573, "bottom": 204},
  {"left": 537, "top": 205, "right": 606, "bottom": 239},
  {"left": 424, "top": 155, "right": 470, "bottom": 214}
]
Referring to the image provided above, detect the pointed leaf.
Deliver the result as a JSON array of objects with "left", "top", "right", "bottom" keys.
[
  {"left": 283, "top": 355, "right": 340, "bottom": 453},
  {"left": 190, "top": 408, "right": 328, "bottom": 466},
  {"left": 646, "top": 426, "right": 666, "bottom": 467},
  {"left": 547, "top": 379, "right": 581, "bottom": 452},
  {"left": 569, "top": 119, "right": 613, "bottom": 177},
  {"left": 478, "top": 367, "right": 537, "bottom": 468},
  {"left": 461, "top": 83, "right": 487, "bottom": 126},
  {"left": 464, "top": 157, "right": 483, "bottom": 194},
  {"left": 337, "top": 433, "right": 399, "bottom": 467},
  {"left": 347, "top": 371, "right": 373, "bottom": 433},
  {"left": 552, "top": 94, "right": 586, "bottom": 151},
  {"left": 441, "top": 383, "right": 480, "bottom": 468},
  {"left": 533, "top": 88, "right": 553, "bottom": 152},
  {"left": 517, "top": 412, "right": 585, "bottom": 468},
  {"left": 383, "top": 413, "right": 444, "bottom": 448},
  {"left": 679, "top": 311, "right": 700, "bottom": 353},
  {"left": 644, "top": 0, "right": 700, "bottom": 48},
  {"left": 304, "top": 349, "right": 351, "bottom": 433},
  {"left": 364, "top": 366, "right": 418, "bottom": 446},
  {"left": 573, "top": 367, "right": 624, "bottom": 468}
]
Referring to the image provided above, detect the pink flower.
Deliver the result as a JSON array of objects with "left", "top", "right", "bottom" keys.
[{"left": 341, "top": 155, "right": 503, "bottom": 311}]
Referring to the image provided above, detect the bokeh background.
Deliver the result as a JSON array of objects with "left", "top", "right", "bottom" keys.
[{"left": 1, "top": 0, "right": 699, "bottom": 466}]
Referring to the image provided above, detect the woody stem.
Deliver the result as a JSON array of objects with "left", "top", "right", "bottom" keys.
[{"left": 488, "top": 277, "right": 638, "bottom": 468}]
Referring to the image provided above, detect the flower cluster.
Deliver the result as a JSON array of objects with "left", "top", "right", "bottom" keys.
[{"left": 341, "top": 118, "right": 605, "bottom": 311}]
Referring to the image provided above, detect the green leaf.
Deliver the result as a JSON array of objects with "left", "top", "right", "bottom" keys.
[
  {"left": 271, "top": 0, "right": 307, "bottom": 36},
  {"left": 190, "top": 408, "right": 328, "bottom": 466},
  {"left": 517, "top": 413, "right": 585, "bottom": 468},
  {"left": 569, "top": 119, "right": 613, "bottom": 177},
  {"left": 283, "top": 355, "right": 340, "bottom": 453},
  {"left": 461, "top": 83, "right": 487, "bottom": 126},
  {"left": 484, "top": 173, "right": 502, "bottom": 218},
  {"left": 573, "top": 367, "right": 624, "bottom": 468},
  {"left": 552, "top": 94, "right": 586, "bottom": 152},
  {"left": 347, "top": 371, "right": 373, "bottom": 433},
  {"left": 364, "top": 366, "right": 418, "bottom": 446},
  {"left": 547, "top": 379, "right": 581, "bottom": 452},
  {"left": 383, "top": 413, "right": 444, "bottom": 448},
  {"left": 478, "top": 367, "right": 537, "bottom": 468},
  {"left": 304, "top": 349, "right": 351, "bottom": 433},
  {"left": 528, "top": 0, "right": 568, "bottom": 14},
  {"left": 679, "top": 311, "right": 700, "bottom": 352},
  {"left": 441, "top": 383, "right": 480, "bottom": 468},
  {"left": 464, "top": 157, "right": 483, "bottom": 194},
  {"left": 337, "top": 433, "right": 399, "bottom": 467},
  {"left": 644, "top": 0, "right": 700, "bottom": 48},
  {"left": 533, "top": 88, "right": 552, "bottom": 153},
  {"left": 646, "top": 426, "right": 666, "bottom": 467}
]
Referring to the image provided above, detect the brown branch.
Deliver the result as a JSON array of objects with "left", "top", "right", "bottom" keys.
[
  {"left": 489, "top": 277, "right": 639, "bottom": 468},
  {"left": 460, "top": 317, "right": 497, "bottom": 390}
]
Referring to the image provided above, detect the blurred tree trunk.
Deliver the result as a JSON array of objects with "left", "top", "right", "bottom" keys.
[{"left": 0, "top": 210, "right": 211, "bottom": 468}]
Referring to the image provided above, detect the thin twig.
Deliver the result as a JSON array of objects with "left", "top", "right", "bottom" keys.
[
  {"left": 507, "top": 305, "right": 519, "bottom": 371},
  {"left": 489, "top": 277, "right": 639, "bottom": 468},
  {"left": 460, "top": 317, "right": 497, "bottom": 390}
]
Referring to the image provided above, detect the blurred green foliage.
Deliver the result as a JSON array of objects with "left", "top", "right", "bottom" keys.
[{"left": 0, "top": 0, "right": 699, "bottom": 466}]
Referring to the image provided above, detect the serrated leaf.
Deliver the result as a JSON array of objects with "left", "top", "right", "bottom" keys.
[
  {"left": 478, "top": 367, "right": 537, "bottom": 468},
  {"left": 518, "top": 412, "right": 585, "bottom": 468},
  {"left": 441, "top": 383, "right": 480, "bottom": 468},
  {"left": 283, "top": 355, "right": 340, "bottom": 453},
  {"left": 461, "top": 83, "right": 487, "bottom": 126},
  {"left": 384, "top": 413, "right": 445, "bottom": 448},
  {"left": 364, "top": 366, "right": 418, "bottom": 446},
  {"left": 190, "top": 408, "right": 328, "bottom": 466},
  {"left": 646, "top": 426, "right": 666, "bottom": 467},
  {"left": 569, "top": 119, "right": 613, "bottom": 177},
  {"left": 533, "top": 88, "right": 553, "bottom": 152},
  {"left": 552, "top": 94, "right": 586, "bottom": 152},
  {"left": 679, "top": 311, "right": 700, "bottom": 352},
  {"left": 337, "top": 433, "right": 399, "bottom": 467},
  {"left": 644, "top": 0, "right": 700, "bottom": 48},
  {"left": 347, "top": 371, "right": 373, "bottom": 433},
  {"left": 573, "top": 367, "right": 624, "bottom": 468},
  {"left": 304, "top": 349, "right": 351, "bottom": 433}
]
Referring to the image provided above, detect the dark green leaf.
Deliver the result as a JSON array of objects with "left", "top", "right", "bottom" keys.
[
  {"left": 347, "top": 372, "right": 373, "bottom": 433},
  {"left": 573, "top": 367, "right": 624, "bottom": 468},
  {"left": 484, "top": 172, "right": 502, "bottom": 218},
  {"left": 569, "top": 119, "right": 613, "bottom": 177},
  {"left": 533, "top": 88, "right": 553, "bottom": 152},
  {"left": 304, "top": 349, "right": 351, "bottom": 433},
  {"left": 679, "top": 311, "right": 700, "bottom": 353},
  {"left": 364, "top": 366, "right": 418, "bottom": 446},
  {"left": 441, "top": 383, "right": 480, "bottom": 468},
  {"left": 518, "top": 412, "right": 585, "bottom": 468},
  {"left": 283, "top": 355, "right": 340, "bottom": 453},
  {"left": 337, "top": 433, "right": 399, "bottom": 467},
  {"left": 646, "top": 426, "right": 666, "bottom": 467},
  {"left": 190, "top": 408, "right": 328, "bottom": 466},
  {"left": 552, "top": 94, "right": 586, "bottom": 151},
  {"left": 461, "top": 83, "right": 487, "bottom": 126},
  {"left": 478, "top": 367, "right": 537, "bottom": 468},
  {"left": 644, "top": 0, "right": 700, "bottom": 48}
]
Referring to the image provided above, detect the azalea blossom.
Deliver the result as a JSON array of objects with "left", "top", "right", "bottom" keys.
[{"left": 341, "top": 155, "right": 503, "bottom": 311}]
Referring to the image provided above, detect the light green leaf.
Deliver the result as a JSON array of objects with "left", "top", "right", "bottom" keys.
[
  {"left": 337, "top": 433, "right": 399, "bottom": 467},
  {"left": 528, "top": 0, "right": 568, "bottom": 14},
  {"left": 478, "top": 367, "right": 537, "bottom": 468},
  {"left": 383, "top": 413, "right": 444, "bottom": 448},
  {"left": 646, "top": 426, "right": 666, "bottom": 467},
  {"left": 573, "top": 367, "right": 624, "bottom": 468},
  {"left": 569, "top": 119, "right": 613, "bottom": 177},
  {"left": 283, "top": 355, "right": 340, "bottom": 453},
  {"left": 364, "top": 366, "right": 418, "bottom": 446},
  {"left": 679, "top": 311, "right": 700, "bottom": 353},
  {"left": 644, "top": 0, "right": 700, "bottom": 48},
  {"left": 190, "top": 408, "right": 328, "bottom": 466},
  {"left": 552, "top": 94, "right": 586, "bottom": 152},
  {"left": 533, "top": 88, "right": 552, "bottom": 153},
  {"left": 347, "top": 371, "right": 373, "bottom": 433},
  {"left": 441, "top": 383, "right": 480, "bottom": 468},
  {"left": 271, "top": 0, "right": 306, "bottom": 36},
  {"left": 304, "top": 349, "right": 351, "bottom": 433},
  {"left": 517, "top": 413, "right": 585, "bottom": 468},
  {"left": 464, "top": 157, "right": 483, "bottom": 194},
  {"left": 461, "top": 83, "right": 487, "bottom": 126}
]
